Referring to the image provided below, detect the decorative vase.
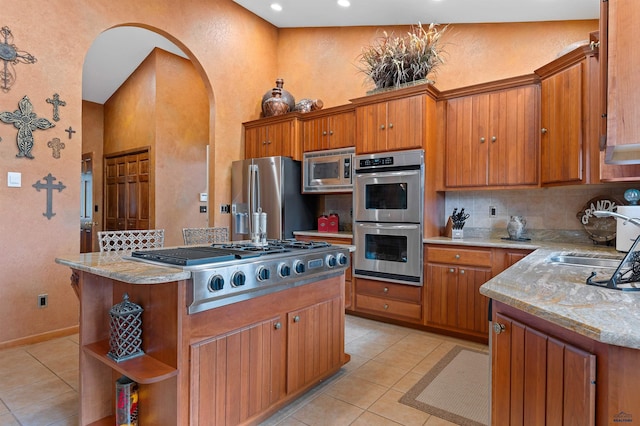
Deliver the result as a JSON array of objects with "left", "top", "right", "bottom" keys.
[
  {"left": 262, "top": 78, "right": 295, "bottom": 115},
  {"left": 507, "top": 216, "right": 527, "bottom": 240},
  {"left": 294, "top": 98, "right": 324, "bottom": 113},
  {"left": 262, "top": 88, "right": 290, "bottom": 117}
]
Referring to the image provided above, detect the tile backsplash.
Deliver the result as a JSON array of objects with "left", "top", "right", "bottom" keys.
[{"left": 444, "top": 183, "right": 635, "bottom": 232}]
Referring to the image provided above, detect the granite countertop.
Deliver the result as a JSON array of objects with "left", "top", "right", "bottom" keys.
[
  {"left": 479, "top": 245, "right": 640, "bottom": 350},
  {"left": 55, "top": 251, "right": 190, "bottom": 285}
]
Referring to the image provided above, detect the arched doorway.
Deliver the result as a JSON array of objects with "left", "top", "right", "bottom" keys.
[{"left": 81, "top": 26, "right": 212, "bottom": 250}]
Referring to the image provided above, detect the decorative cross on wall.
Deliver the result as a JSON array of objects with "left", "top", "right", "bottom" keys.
[
  {"left": 0, "top": 96, "right": 55, "bottom": 159},
  {"left": 46, "top": 93, "right": 66, "bottom": 121},
  {"left": 33, "top": 173, "right": 66, "bottom": 220},
  {"left": 47, "top": 137, "right": 65, "bottom": 159},
  {"left": 65, "top": 126, "right": 75, "bottom": 139},
  {"left": 0, "top": 26, "right": 36, "bottom": 92}
]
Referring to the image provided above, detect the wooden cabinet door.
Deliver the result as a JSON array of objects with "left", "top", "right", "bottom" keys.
[
  {"left": 302, "top": 116, "right": 327, "bottom": 152},
  {"left": 104, "top": 151, "right": 150, "bottom": 231},
  {"left": 445, "top": 94, "right": 489, "bottom": 187},
  {"left": 605, "top": 0, "right": 640, "bottom": 150},
  {"left": 425, "top": 263, "right": 491, "bottom": 334},
  {"left": 492, "top": 313, "right": 596, "bottom": 426},
  {"left": 244, "top": 125, "right": 267, "bottom": 159},
  {"left": 327, "top": 111, "right": 356, "bottom": 149},
  {"left": 191, "top": 316, "right": 284, "bottom": 425},
  {"left": 355, "top": 102, "right": 387, "bottom": 153},
  {"left": 488, "top": 85, "right": 539, "bottom": 186},
  {"left": 287, "top": 297, "right": 343, "bottom": 393},
  {"left": 540, "top": 63, "right": 583, "bottom": 185},
  {"left": 386, "top": 94, "right": 424, "bottom": 151}
]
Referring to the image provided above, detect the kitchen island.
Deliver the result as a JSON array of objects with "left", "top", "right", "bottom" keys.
[
  {"left": 56, "top": 246, "right": 350, "bottom": 426},
  {"left": 479, "top": 245, "right": 640, "bottom": 425}
]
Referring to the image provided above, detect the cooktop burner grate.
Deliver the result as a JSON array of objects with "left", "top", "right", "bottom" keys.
[{"left": 130, "top": 246, "right": 260, "bottom": 266}]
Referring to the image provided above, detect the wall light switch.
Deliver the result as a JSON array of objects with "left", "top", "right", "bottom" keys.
[
  {"left": 7, "top": 172, "right": 21, "bottom": 187},
  {"left": 199, "top": 193, "right": 208, "bottom": 202}
]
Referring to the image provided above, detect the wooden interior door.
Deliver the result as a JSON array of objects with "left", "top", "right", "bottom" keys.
[
  {"left": 104, "top": 149, "right": 151, "bottom": 231},
  {"left": 80, "top": 153, "right": 94, "bottom": 252}
]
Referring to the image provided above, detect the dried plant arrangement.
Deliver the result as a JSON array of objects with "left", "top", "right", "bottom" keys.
[{"left": 358, "top": 22, "right": 448, "bottom": 90}]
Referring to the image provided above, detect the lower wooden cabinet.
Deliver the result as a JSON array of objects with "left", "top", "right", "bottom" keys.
[
  {"left": 287, "top": 297, "right": 344, "bottom": 393},
  {"left": 492, "top": 312, "right": 596, "bottom": 425},
  {"left": 354, "top": 278, "right": 422, "bottom": 323},
  {"left": 190, "top": 317, "right": 285, "bottom": 425}
]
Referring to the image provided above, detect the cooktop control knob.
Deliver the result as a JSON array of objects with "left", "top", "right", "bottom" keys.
[
  {"left": 256, "top": 266, "right": 270, "bottom": 281},
  {"left": 337, "top": 253, "right": 348, "bottom": 266},
  {"left": 293, "top": 260, "right": 305, "bottom": 274},
  {"left": 278, "top": 263, "right": 291, "bottom": 277},
  {"left": 326, "top": 254, "right": 337, "bottom": 268},
  {"left": 231, "top": 271, "right": 246, "bottom": 287},
  {"left": 208, "top": 275, "right": 225, "bottom": 292}
]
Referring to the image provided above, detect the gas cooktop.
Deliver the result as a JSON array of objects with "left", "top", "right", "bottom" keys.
[{"left": 130, "top": 239, "right": 332, "bottom": 267}]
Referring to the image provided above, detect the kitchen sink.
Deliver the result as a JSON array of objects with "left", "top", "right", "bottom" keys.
[{"left": 546, "top": 253, "right": 623, "bottom": 269}]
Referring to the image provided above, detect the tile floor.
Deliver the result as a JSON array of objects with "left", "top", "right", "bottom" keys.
[{"left": 0, "top": 315, "right": 488, "bottom": 426}]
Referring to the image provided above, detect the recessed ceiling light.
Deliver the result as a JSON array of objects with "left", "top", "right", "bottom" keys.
[
  {"left": 337, "top": 0, "right": 351, "bottom": 7},
  {"left": 270, "top": 3, "right": 283, "bottom": 12}
]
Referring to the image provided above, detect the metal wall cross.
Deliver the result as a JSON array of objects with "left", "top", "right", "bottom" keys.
[
  {"left": 0, "top": 26, "right": 36, "bottom": 92},
  {"left": 65, "top": 126, "right": 75, "bottom": 139},
  {"left": 0, "top": 96, "right": 54, "bottom": 159},
  {"left": 33, "top": 173, "right": 66, "bottom": 219},
  {"left": 46, "top": 93, "right": 66, "bottom": 121}
]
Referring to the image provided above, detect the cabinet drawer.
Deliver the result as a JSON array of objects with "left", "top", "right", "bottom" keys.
[
  {"left": 356, "top": 294, "right": 422, "bottom": 320},
  {"left": 356, "top": 279, "right": 421, "bottom": 303},
  {"left": 426, "top": 246, "right": 492, "bottom": 267}
]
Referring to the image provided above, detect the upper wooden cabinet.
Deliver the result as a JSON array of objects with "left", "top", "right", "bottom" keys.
[
  {"left": 442, "top": 77, "right": 539, "bottom": 189},
  {"left": 603, "top": 0, "right": 640, "bottom": 153},
  {"left": 243, "top": 115, "right": 302, "bottom": 160},
  {"left": 351, "top": 84, "right": 438, "bottom": 154},
  {"left": 301, "top": 105, "right": 355, "bottom": 152},
  {"left": 536, "top": 46, "right": 599, "bottom": 186}
]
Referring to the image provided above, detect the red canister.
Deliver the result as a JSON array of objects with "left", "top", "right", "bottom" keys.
[
  {"left": 317, "top": 215, "right": 329, "bottom": 232},
  {"left": 328, "top": 213, "right": 339, "bottom": 233}
]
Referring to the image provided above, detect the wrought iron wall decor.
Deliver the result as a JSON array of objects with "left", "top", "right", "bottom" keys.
[
  {"left": 0, "top": 95, "right": 54, "bottom": 159},
  {"left": 47, "top": 137, "right": 64, "bottom": 159},
  {"left": 33, "top": 173, "right": 66, "bottom": 219},
  {"left": 46, "top": 93, "right": 66, "bottom": 121},
  {"left": 0, "top": 26, "right": 36, "bottom": 92},
  {"left": 64, "top": 126, "right": 75, "bottom": 139}
]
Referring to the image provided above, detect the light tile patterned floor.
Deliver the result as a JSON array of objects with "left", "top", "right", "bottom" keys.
[{"left": 0, "top": 315, "right": 488, "bottom": 426}]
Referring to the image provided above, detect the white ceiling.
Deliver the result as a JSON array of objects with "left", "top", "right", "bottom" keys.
[{"left": 81, "top": 1, "right": 599, "bottom": 104}]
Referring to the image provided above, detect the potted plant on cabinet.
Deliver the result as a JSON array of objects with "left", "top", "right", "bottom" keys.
[{"left": 358, "top": 22, "right": 448, "bottom": 93}]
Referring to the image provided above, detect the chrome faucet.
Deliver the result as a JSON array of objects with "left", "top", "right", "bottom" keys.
[{"left": 593, "top": 210, "right": 640, "bottom": 227}]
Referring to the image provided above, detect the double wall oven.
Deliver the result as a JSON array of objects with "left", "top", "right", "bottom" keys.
[{"left": 353, "top": 149, "right": 425, "bottom": 285}]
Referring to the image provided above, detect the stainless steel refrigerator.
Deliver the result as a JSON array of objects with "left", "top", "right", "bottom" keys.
[{"left": 231, "top": 156, "right": 316, "bottom": 241}]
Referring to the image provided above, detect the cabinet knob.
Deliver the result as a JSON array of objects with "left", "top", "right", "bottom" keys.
[
  {"left": 541, "top": 128, "right": 548, "bottom": 134},
  {"left": 493, "top": 322, "right": 506, "bottom": 334},
  {"left": 380, "top": 124, "right": 385, "bottom": 130},
  {"left": 274, "top": 322, "right": 282, "bottom": 330},
  {"left": 491, "top": 136, "right": 497, "bottom": 142},
  {"left": 455, "top": 254, "right": 460, "bottom": 259},
  {"left": 329, "top": 130, "right": 334, "bottom": 135},
  {"left": 293, "top": 315, "right": 300, "bottom": 323},
  {"left": 449, "top": 268, "right": 455, "bottom": 273},
  {"left": 383, "top": 304, "right": 389, "bottom": 310},
  {"left": 322, "top": 131, "right": 327, "bottom": 136},
  {"left": 388, "top": 123, "right": 393, "bottom": 129},
  {"left": 460, "top": 269, "right": 465, "bottom": 275},
  {"left": 480, "top": 137, "right": 486, "bottom": 143},
  {"left": 383, "top": 287, "right": 389, "bottom": 293},
  {"left": 262, "top": 141, "right": 267, "bottom": 145}
]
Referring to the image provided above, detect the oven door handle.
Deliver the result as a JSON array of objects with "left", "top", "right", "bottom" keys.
[{"left": 356, "top": 222, "right": 420, "bottom": 231}]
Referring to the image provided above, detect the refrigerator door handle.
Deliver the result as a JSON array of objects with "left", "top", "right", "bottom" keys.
[{"left": 248, "top": 164, "right": 261, "bottom": 235}]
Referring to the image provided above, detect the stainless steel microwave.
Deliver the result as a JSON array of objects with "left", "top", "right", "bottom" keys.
[{"left": 302, "top": 147, "right": 355, "bottom": 193}]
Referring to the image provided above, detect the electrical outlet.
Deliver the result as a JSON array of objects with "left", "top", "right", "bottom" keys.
[
  {"left": 489, "top": 206, "right": 497, "bottom": 217},
  {"left": 200, "top": 206, "right": 207, "bottom": 213},
  {"left": 220, "top": 204, "right": 231, "bottom": 214},
  {"left": 38, "top": 294, "right": 48, "bottom": 308}
]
